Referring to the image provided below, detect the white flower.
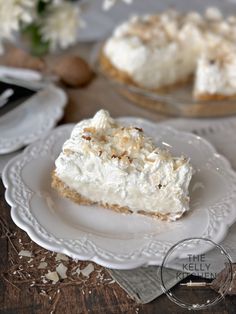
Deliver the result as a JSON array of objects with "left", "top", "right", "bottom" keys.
[
  {"left": 0, "top": 0, "right": 36, "bottom": 53},
  {"left": 40, "top": 1, "right": 83, "bottom": 52},
  {"left": 0, "top": 0, "right": 35, "bottom": 38},
  {"left": 103, "top": 0, "right": 133, "bottom": 11}
]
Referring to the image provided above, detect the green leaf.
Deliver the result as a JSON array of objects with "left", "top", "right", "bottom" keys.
[{"left": 21, "top": 23, "right": 50, "bottom": 56}]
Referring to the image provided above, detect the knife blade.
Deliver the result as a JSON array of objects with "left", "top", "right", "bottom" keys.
[{"left": 0, "top": 81, "right": 36, "bottom": 118}]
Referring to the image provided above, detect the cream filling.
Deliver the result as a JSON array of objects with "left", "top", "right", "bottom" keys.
[
  {"left": 194, "top": 55, "right": 236, "bottom": 96},
  {"left": 55, "top": 152, "right": 193, "bottom": 220}
]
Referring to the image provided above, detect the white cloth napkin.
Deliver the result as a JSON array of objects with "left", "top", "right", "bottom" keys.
[{"left": 0, "top": 66, "right": 42, "bottom": 81}]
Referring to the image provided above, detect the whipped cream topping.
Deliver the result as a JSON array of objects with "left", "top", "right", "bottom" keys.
[
  {"left": 205, "top": 7, "right": 223, "bottom": 21},
  {"left": 91, "top": 109, "right": 114, "bottom": 129},
  {"left": 55, "top": 110, "right": 193, "bottom": 221},
  {"left": 103, "top": 7, "right": 236, "bottom": 91},
  {"left": 194, "top": 44, "right": 236, "bottom": 96}
]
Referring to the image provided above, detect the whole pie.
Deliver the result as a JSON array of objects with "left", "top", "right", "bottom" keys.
[
  {"left": 101, "top": 7, "right": 236, "bottom": 100},
  {"left": 52, "top": 110, "right": 193, "bottom": 221}
]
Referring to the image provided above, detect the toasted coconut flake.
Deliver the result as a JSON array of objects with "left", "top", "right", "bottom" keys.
[
  {"left": 81, "top": 263, "right": 94, "bottom": 277},
  {"left": 55, "top": 253, "right": 69, "bottom": 262},
  {"left": 38, "top": 262, "right": 48, "bottom": 269},
  {"left": 45, "top": 271, "right": 59, "bottom": 283},
  {"left": 18, "top": 250, "right": 33, "bottom": 258},
  {"left": 82, "top": 135, "right": 91, "bottom": 141},
  {"left": 83, "top": 127, "right": 96, "bottom": 133},
  {"left": 56, "top": 263, "right": 68, "bottom": 279}
]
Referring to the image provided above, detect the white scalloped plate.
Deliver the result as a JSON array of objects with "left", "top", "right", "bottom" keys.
[
  {"left": 2, "top": 118, "right": 236, "bottom": 269},
  {"left": 0, "top": 85, "right": 67, "bottom": 154}
]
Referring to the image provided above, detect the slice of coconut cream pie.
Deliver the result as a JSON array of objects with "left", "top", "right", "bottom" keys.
[
  {"left": 52, "top": 110, "right": 193, "bottom": 221},
  {"left": 194, "top": 43, "right": 236, "bottom": 100}
]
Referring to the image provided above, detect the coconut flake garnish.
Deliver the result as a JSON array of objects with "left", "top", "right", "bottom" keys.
[
  {"left": 38, "top": 262, "right": 48, "bottom": 269},
  {"left": 56, "top": 263, "right": 68, "bottom": 279},
  {"left": 45, "top": 271, "right": 59, "bottom": 283},
  {"left": 18, "top": 250, "right": 33, "bottom": 257},
  {"left": 81, "top": 263, "right": 94, "bottom": 277},
  {"left": 55, "top": 253, "right": 69, "bottom": 262}
]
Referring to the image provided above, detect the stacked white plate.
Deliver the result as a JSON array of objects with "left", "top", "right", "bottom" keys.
[{"left": 0, "top": 84, "right": 67, "bottom": 175}]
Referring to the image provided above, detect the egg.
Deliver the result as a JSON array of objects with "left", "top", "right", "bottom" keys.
[{"left": 53, "top": 55, "right": 93, "bottom": 87}]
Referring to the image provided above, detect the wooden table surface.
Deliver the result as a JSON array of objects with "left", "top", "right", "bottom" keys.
[{"left": 1, "top": 43, "right": 236, "bottom": 314}]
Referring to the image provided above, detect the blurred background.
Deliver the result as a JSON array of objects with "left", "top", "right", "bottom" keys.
[{"left": 78, "top": 0, "right": 236, "bottom": 42}]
